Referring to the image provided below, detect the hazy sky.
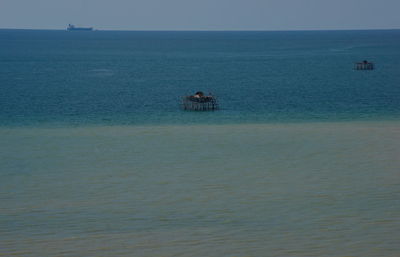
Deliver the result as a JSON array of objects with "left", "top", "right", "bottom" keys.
[{"left": 0, "top": 0, "right": 399, "bottom": 30}]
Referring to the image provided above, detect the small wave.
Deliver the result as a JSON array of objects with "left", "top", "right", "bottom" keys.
[{"left": 88, "top": 69, "right": 114, "bottom": 77}]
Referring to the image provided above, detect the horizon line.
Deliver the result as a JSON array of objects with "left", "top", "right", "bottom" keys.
[{"left": 1, "top": 27, "right": 400, "bottom": 32}]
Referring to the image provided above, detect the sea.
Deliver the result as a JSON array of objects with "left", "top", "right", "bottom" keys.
[{"left": 1, "top": 29, "right": 400, "bottom": 256}]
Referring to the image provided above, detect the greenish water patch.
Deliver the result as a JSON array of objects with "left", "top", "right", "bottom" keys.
[{"left": 1, "top": 122, "right": 399, "bottom": 256}]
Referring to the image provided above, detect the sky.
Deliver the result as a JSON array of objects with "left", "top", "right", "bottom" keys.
[{"left": 0, "top": 0, "right": 399, "bottom": 31}]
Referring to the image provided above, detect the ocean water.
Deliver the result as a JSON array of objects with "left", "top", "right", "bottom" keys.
[
  {"left": 1, "top": 29, "right": 400, "bottom": 126},
  {"left": 1, "top": 30, "right": 400, "bottom": 256}
]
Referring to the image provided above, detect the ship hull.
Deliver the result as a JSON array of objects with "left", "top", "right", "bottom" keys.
[
  {"left": 67, "top": 24, "right": 93, "bottom": 31},
  {"left": 67, "top": 27, "right": 93, "bottom": 31}
]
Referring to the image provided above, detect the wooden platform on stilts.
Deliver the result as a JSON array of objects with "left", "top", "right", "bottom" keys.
[{"left": 182, "top": 94, "right": 219, "bottom": 111}]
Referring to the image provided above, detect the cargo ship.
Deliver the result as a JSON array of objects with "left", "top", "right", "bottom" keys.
[{"left": 67, "top": 24, "right": 93, "bottom": 31}]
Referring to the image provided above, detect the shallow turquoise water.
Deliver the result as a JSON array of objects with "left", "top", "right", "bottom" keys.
[{"left": 1, "top": 122, "right": 399, "bottom": 256}]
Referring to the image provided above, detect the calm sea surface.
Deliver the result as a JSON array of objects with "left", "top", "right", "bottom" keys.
[
  {"left": 1, "top": 30, "right": 400, "bottom": 256},
  {"left": 1, "top": 29, "right": 400, "bottom": 126}
]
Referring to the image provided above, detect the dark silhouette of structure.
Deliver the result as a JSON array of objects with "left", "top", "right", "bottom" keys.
[
  {"left": 182, "top": 92, "right": 219, "bottom": 111},
  {"left": 354, "top": 60, "right": 374, "bottom": 70}
]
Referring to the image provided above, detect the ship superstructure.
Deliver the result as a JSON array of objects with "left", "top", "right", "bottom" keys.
[{"left": 67, "top": 24, "right": 93, "bottom": 31}]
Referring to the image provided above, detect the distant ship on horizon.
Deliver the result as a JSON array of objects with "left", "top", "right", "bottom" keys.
[{"left": 67, "top": 24, "right": 93, "bottom": 31}]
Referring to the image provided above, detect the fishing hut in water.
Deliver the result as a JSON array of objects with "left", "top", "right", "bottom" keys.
[
  {"left": 354, "top": 60, "right": 374, "bottom": 70},
  {"left": 182, "top": 91, "right": 219, "bottom": 111}
]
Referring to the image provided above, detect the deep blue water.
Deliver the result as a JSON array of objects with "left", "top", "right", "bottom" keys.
[{"left": 1, "top": 29, "right": 400, "bottom": 126}]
